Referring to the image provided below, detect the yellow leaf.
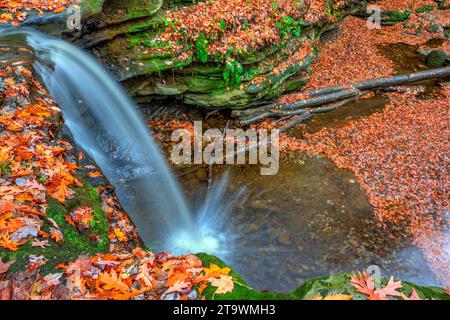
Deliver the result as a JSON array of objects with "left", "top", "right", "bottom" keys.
[
  {"left": 209, "top": 275, "right": 234, "bottom": 295},
  {"left": 204, "top": 263, "right": 230, "bottom": 276}
]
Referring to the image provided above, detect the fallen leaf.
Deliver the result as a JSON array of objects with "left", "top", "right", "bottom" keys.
[
  {"left": 0, "top": 258, "right": 15, "bottom": 274},
  {"left": 323, "top": 294, "right": 354, "bottom": 300},
  {"left": 209, "top": 275, "right": 234, "bottom": 295},
  {"left": 98, "top": 270, "right": 129, "bottom": 292}
]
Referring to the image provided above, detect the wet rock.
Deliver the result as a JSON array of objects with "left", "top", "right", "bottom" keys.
[
  {"left": 426, "top": 50, "right": 450, "bottom": 68},
  {"left": 75, "top": 1, "right": 368, "bottom": 109},
  {"left": 427, "top": 24, "right": 443, "bottom": 33},
  {"left": 277, "top": 234, "right": 291, "bottom": 246}
]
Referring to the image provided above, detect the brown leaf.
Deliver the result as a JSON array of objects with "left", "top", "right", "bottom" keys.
[{"left": 0, "top": 258, "right": 15, "bottom": 274}]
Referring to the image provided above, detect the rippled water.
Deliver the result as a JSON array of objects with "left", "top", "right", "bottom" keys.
[{"left": 178, "top": 158, "right": 441, "bottom": 292}]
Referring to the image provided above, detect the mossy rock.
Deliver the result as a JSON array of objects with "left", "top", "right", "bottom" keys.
[
  {"left": 426, "top": 50, "right": 450, "bottom": 68},
  {"left": 74, "top": 0, "right": 369, "bottom": 109},
  {"left": 8, "top": 0, "right": 370, "bottom": 108},
  {"left": 196, "top": 254, "right": 450, "bottom": 300}
]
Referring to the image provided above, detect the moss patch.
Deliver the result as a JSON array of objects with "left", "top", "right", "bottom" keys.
[
  {"left": 0, "top": 180, "right": 109, "bottom": 275},
  {"left": 196, "top": 254, "right": 450, "bottom": 300},
  {"left": 196, "top": 253, "right": 293, "bottom": 300}
]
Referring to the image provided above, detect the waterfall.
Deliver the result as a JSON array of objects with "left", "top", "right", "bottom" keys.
[{"left": 0, "top": 28, "right": 219, "bottom": 253}]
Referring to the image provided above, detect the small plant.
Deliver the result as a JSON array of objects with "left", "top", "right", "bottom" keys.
[
  {"left": 386, "top": 10, "right": 411, "bottom": 22},
  {"left": 324, "top": 1, "right": 332, "bottom": 18},
  {"left": 164, "top": 18, "right": 177, "bottom": 30},
  {"left": 416, "top": 5, "right": 435, "bottom": 13},
  {"left": 217, "top": 19, "right": 226, "bottom": 31},
  {"left": 196, "top": 34, "right": 208, "bottom": 63},
  {"left": 276, "top": 16, "right": 303, "bottom": 38},
  {"left": 223, "top": 58, "right": 244, "bottom": 88}
]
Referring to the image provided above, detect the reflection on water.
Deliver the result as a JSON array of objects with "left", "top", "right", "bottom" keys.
[
  {"left": 178, "top": 157, "right": 440, "bottom": 292},
  {"left": 288, "top": 94, "right": 388, "bottom": 137}
]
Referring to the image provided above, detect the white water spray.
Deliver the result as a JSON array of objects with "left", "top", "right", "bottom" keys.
[{"left": 0, "top": 28, "right": 225, "bottom": 255}]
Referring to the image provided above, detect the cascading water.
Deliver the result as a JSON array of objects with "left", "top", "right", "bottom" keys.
[
  {"left": 2, "top": 29, "right": 446, "bottom": 293},
  {"left": 0, "top": 28, "right": 225, "bottom": 255}
]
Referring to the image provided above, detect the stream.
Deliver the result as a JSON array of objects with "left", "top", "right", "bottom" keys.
[{"left": 1, "top": 28, "right": 447, "bottom": 293}]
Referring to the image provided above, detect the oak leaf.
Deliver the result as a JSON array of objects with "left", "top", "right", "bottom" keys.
[
  {"left": 98, "top": 270, "right": 129, "bottom": 292},
  {"left": 375, "top": 277, "right": 402, "bottom": 300},
  {"left": 351, "top": 273, "right": 403, "bottom": 300}
]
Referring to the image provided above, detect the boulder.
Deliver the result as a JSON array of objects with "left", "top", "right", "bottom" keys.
[{"left": 426, "top": 50, "right": 450, "bottom": 68}]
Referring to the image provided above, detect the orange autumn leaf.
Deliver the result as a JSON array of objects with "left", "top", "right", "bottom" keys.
[
  {"left": 48, "top": 182, "right": 74, "bottom": 203},
  {"left": 50, "top": 229, "right": 63, "bottom": 244},
  {"left": 203, "top": 263, "right": 231, "bottom": 277},
  {"left": 351, "top": 272, "right": 403, "bottom": 300},
  {"left": 98, "top": 270, "right": 129, "bottom": 292},
  {"left": 198, "top": 282, "right": 208, "bottom": 295},
  {"left": 88, "top": 171, "right": 103, "bottom": 178},
  {"left": 313, "top": 294, "right": 354, "bottom": 300},
  {"left": 113, "top": 227, "right": 128, "bottom": 242},
  {"left": 166, "top": 271, "right": 190, "bottom": 287},
  {"left": 0, "top": 233, "right": 20, "bottom": 251},
  {"left": 53, "top": 7, "right": 66, "bottom": 14}
]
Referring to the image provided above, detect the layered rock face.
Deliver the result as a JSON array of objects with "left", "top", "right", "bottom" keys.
[{"left": 28, "top": 0, "right": 370, "bottom": 108}]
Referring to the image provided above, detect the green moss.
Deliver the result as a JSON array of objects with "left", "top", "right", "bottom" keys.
[
  {"left": 183, "top": 76, "right": 227, "bottom": 93},
  {"left": 126, "top": 14, "right": 166, "bottom": 34},
  {"left": 0, "top": 180, "right": 109, "bottom": 275},
  {"left": 196, "top": 254, "right": 450, "bottom": 300},
  {"left": 196, "top": 253, "right": 293, "bottom": 300},
  {"left": 80, "top": 0, "right": 104, "bottom": 17},
  {"left": 426, "top": 50, "right": 450, "bottom": 68},
  {"left": 125, "top": 0, "right": 163, "bottom": 19},
  {"left": 385, "top": 10, "right": 412, "bottom": 23},
  {"left": 416, "top": 5, "right": 435, "bottom": 13}
]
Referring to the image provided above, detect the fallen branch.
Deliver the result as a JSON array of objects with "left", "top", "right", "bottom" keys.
[
  {"left": 278, "top": 111, "right": 312, "bottom": 133},
  {"left": 236, "top": 67, "right": 450, "bottom": 125},
  {"left": 276, "top": 95, "right": 361, "bottom": 132},
  {"left": 239, "top": 90, "right": 360, "bottom": 125},
  {"left": 276, "top": 88, "right": 360, "bottom": 111},
  {"left": 303, "top": 67, "right": 450, "bottom": 97}
]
